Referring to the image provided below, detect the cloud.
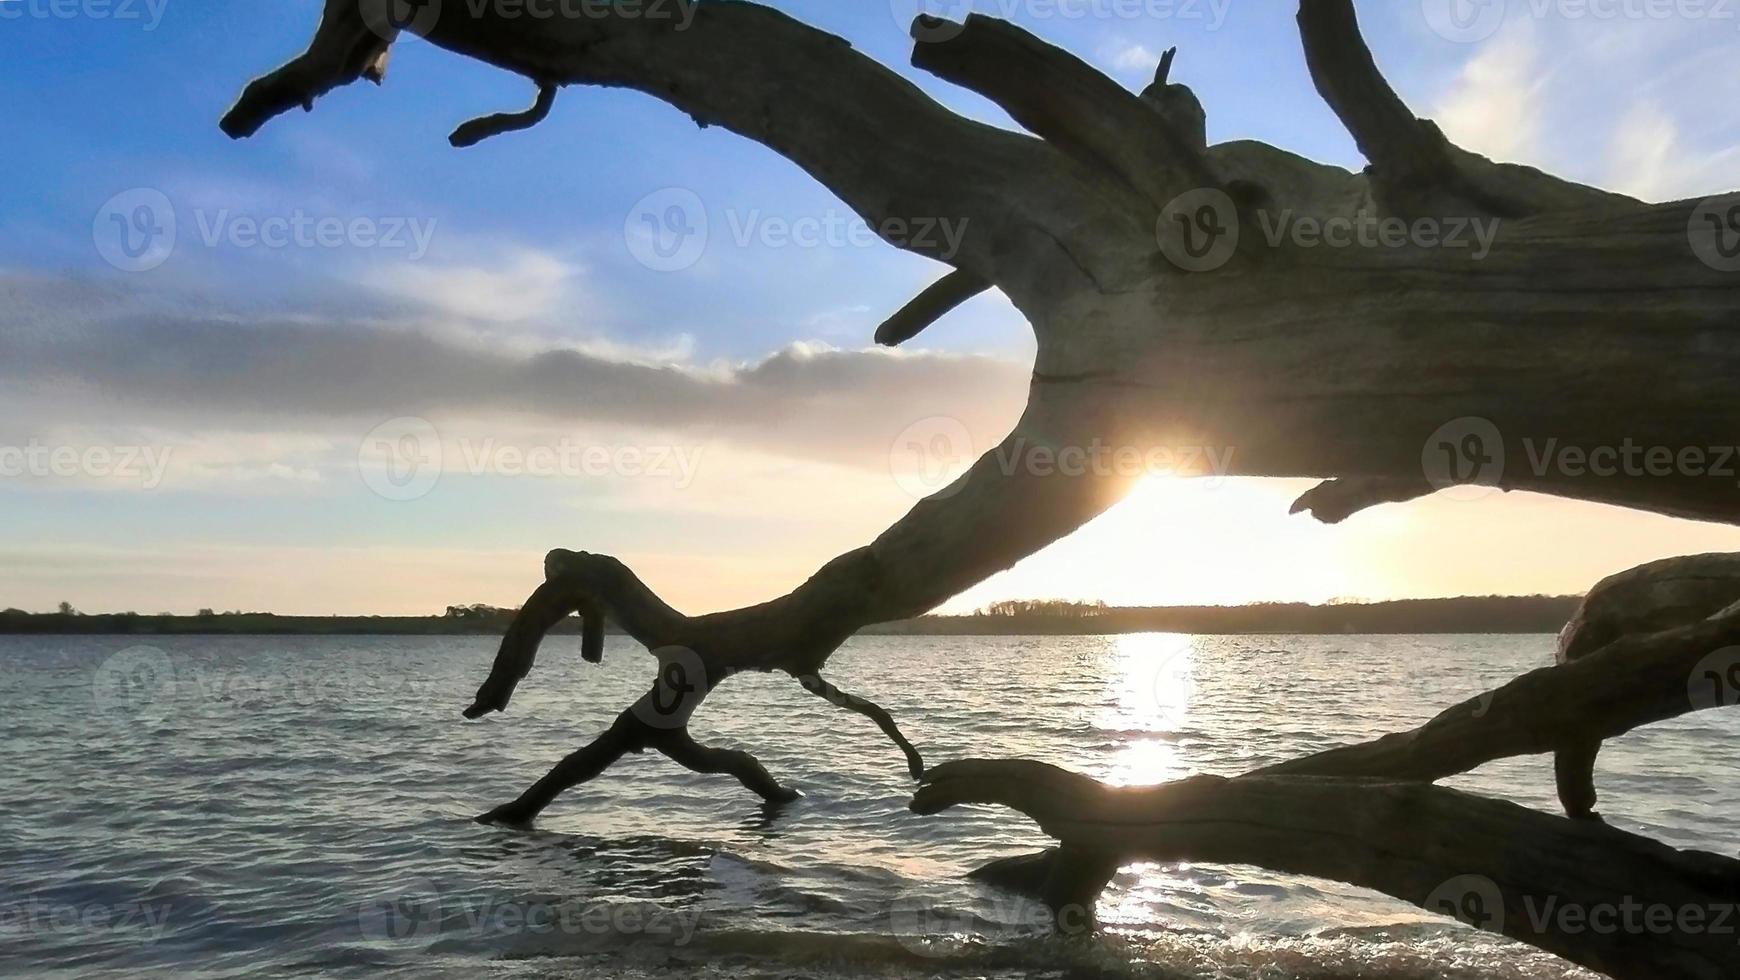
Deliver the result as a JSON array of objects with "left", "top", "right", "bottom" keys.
[
  {"left": 1424, "top": 12, "right": 1737, "bottom": 201},
  {"left": 1603, "top": 100, "right": 1688, "bottom": 202},
  {"left": 0, "top": 273, "right": 1029, "bottom": 476},
  {"left": 1602, "top": 87, "right": 1740, "bottom": 203},
  {"left": 1105, "top": 41, "right": 1159, "bottom": 75},
  {"left": 365, "top": 248, "right": 578, "bottom": 323},
  {"left": 1431, "top": 24, "right": 1544, "bottom": 163}
]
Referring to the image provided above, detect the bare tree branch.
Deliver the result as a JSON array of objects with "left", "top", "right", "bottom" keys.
[
  {"left": 910, "top": 14, "right": 1217, "bottom": 214},
  {"left": 798, "top": 674, "right": 926, "bottom": 779},
  {"left": 221, "top": 9, "right": 1740, "bottom": 973},
  {"left": 449, "top": 82, "right": 558, "bottom": 148},
  {"left": 874, "top": 271, "right": 991, "bottom": 347},
  {"left": 1289, "top": 476, "right": 1440, "bottom": 523},
  {"left": 1297, "top": 0, "right": 1639, "bottom": 218},
  {"left": 914, "top": 763, "right": 1740, "bottom": 980}
]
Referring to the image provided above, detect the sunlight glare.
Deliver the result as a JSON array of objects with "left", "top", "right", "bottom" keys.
[{"left": 1102, "top": 632, "right": 1197, "bottom": 786}]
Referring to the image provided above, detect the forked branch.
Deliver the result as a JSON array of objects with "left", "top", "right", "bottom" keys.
[
  {"left": 910, "top": 14, "right": 1217, "bottom": 214},
  {"left": 1297, "top": 0, "right": 1638, "bottom": 218}
]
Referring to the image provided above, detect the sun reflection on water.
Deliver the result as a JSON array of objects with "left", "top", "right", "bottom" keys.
[
  {"left": 1094, "top": 633, "right": 1205, "bottom": 928},
  {"left": 1100, "top": 632, "right": 1199, "bottom": 787}
]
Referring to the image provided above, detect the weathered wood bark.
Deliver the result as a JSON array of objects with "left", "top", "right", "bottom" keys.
[
  {"left": 916, "top": 764, "right": 1740, "bottom": 980},
  {"left": 917, "top": 555, "right": 1740, "bottom": 978},
  {"left": 1551, "top": 554, "right": 1740, "bottom": 821},
  {"left": 223, "top": 1, "right": 1740, "bottom": 973}
]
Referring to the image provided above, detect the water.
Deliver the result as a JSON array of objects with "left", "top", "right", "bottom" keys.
[{"left": 3, "top": 633, "right": 1735, "bottom": 979}]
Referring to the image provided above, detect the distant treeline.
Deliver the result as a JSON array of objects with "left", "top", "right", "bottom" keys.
[
  {"left": 865, "top": 595, "right": 1581, "bottom": 635},
  {"left": 1, "top": 596, "right": 1580, "bottom": 636}
]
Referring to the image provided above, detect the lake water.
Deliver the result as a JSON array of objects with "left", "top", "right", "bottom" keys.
[{"left": 3, "top": 633, "right": 1736, "bottom": 979}]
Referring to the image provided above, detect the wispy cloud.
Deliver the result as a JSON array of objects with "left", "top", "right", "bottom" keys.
[
  {"left": 365, "top": 248, "right": 579, "bottom": 323},
  {"left": 1105, "top": 40, "right": 1160, "bottom": 75},
  {"left": 1432, "top": 23, "right": 1544, "bottom": 163}
]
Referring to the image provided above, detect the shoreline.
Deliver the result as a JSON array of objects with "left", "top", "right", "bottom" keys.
[{"left": 0, "top": 596, "right": 1581, "bottom": 637}]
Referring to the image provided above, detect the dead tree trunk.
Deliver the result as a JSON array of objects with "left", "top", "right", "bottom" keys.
[
  {"left": 917, "top": 555, "right": 1740, "bottom": 978},
  {"left": 224, "top": 1, "right": 1740, "bottom": 973}
]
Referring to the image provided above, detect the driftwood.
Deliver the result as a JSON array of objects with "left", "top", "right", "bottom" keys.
[
  {"left": 223, "top": 1, "right": 1740, "bottom": 974},
  {"left": 917, "top": 766, "right": 1740, "bottom": 980}
]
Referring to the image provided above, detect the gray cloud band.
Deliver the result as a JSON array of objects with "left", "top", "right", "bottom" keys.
[{"left": 0, "top": 274, "right": 1028, "bottom": 473}]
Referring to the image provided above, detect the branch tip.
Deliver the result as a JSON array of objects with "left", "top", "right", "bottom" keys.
[{"left": 449, "top": 82, "right": 559, "bottom": 148}]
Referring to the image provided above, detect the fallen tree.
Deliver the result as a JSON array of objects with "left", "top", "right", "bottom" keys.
[
  {"left": 224, "top": 0, "right": 1740, "bottom": 974},
  {"left": 918, "top": 560, "right": 1740, "bottom": 978}
]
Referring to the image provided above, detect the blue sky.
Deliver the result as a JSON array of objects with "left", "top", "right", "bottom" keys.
[{"left": 3, "top": 0, "right": 1740, "bottom": 614}]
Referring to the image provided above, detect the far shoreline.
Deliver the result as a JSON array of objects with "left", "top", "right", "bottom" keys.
[{"left": 0, "top": 595, "right": 1581, "bottom": 637}]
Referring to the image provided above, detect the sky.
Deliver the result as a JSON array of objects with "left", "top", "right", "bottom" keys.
[{"left": 2, "top": 0, "right": 1739, "bottom": 616}]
